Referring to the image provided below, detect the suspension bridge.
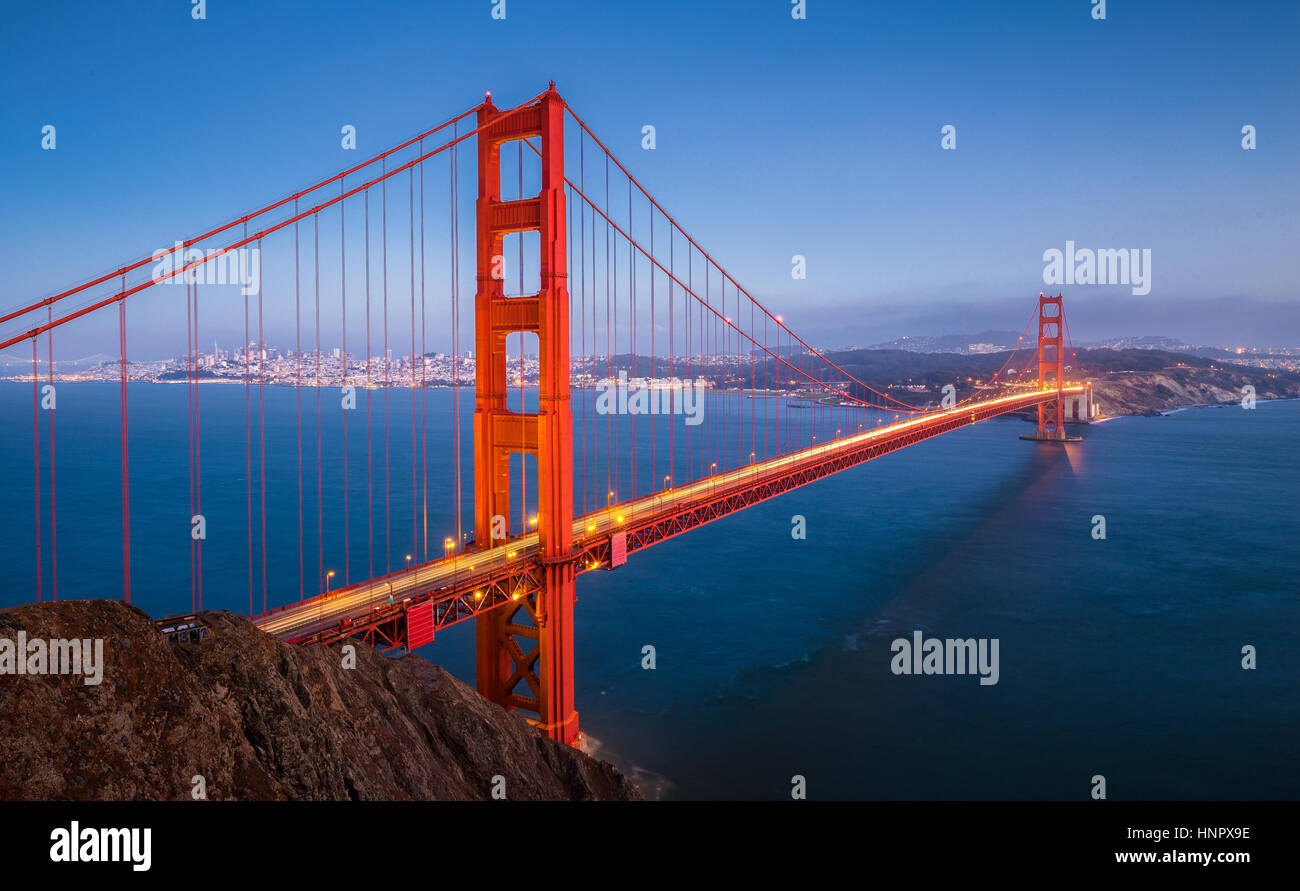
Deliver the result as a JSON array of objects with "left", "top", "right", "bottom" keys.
[{"left": 2, "top": 84, "right": 1086, "bottom": 746}]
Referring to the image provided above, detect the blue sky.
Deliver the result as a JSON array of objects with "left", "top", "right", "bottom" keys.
[{"left": 1, "top": 0, "right": 1297, "bottom": 352}]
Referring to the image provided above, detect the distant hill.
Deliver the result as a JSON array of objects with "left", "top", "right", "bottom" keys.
[
  {"left": 753, "top": 346, "right": 1300, "bottom": 416},
  {"left": 1085, "top": 335, "right": 1191, "bottom": 351},
  {"left": 864, "top": 331, "right": 1024, "bottom": 354},
  {"left": 1082, "top": 335, "right": 1241, "bottom": 361},
  {"left": 858, "top": 331, "right": 1274, "bottom": 365}
]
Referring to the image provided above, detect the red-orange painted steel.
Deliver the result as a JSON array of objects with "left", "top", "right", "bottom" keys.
[
  {"left": 235, "top": 90, "right": 1093, "bottom": 754},
  {"left": 471, "top": 86, "right": 578, "bottom": 744},
  {"left": 1035, "top": 293, "right": 1066, "bottom": 439},
  {"left": 407, "top": 600, "right": 435, "bottom": 649},
  {"left": 264, "top": 387, "right": 1082, "bottom": 654}
]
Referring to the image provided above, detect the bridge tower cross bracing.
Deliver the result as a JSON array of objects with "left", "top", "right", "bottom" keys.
[
  {"left": 1018, "top": 291, "right": 1084, "bottom": 443},
  {"left": 1036, "top": 292, "right": 1065, "bottom": 439},
  {"left": 472, "top": 85, "right": 579, "bottom": 745}
]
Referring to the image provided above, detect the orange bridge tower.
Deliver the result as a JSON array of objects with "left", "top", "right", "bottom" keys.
[
  {"left": 1021, "top": 292, "right": 1082, "bottom": 443},
  {"left": 472, "top": 85, "right": 579, "bottom": 745}
]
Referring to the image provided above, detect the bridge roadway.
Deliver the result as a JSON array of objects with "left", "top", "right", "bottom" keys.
[{"left": 252, "top": 386, "right": 1084, "bottom": 648}]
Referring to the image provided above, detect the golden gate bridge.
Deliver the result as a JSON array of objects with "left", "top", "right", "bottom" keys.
[{"left": 1, "top": 84, "right": 1085, "bottom": 746}]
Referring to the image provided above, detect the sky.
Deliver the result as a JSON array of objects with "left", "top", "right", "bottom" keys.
[{"left": 1, "top": 0, "right": 1297, "bottom": 355}]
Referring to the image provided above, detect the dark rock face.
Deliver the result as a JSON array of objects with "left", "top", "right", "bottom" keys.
[
  {"left": 1091, "top": 367, "right": 1300, "bottom": 416},
  {"left": 0, "top": 600, "right": 641, "bottom": 801}
]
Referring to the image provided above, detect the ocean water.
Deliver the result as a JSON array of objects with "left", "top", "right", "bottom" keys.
[{"left": 2, "top": 382, "right": 1296, "bottom": 800}]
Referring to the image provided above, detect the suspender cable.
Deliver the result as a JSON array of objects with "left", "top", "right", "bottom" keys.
[
  {"left": 341, "top": 181, "right": 350, "bottom": 585},
  {"left": 261, "top": 234, "right": 269, "bottom": 611},
  {"left": 295, "top": 206, "right": 304, "bottom": 602},
  {"left": 450, "top": 125, "right": 462, "bottom": 549},
  {"left": 448, "top": 134, "right": 456, "bottom": 547},
  {"left": 568, "top": 182, "right": 575, "bottom": 504},
  {"left": 189, "top": 280, "right": 196, "bottom": 613},
  {"left": 561, "top": 102, "right": 924, "bottom": 415},
  {"left": 47, "top": 308, "right": 56, "bottom": 601},
  {"left": 590, "top": 174, "right": 597, "bottom": 514},
  {"left": 194, "top": 279, "right": 203, "bottom": 610},
  {"left": 579, "top": 134, "right": 587, "bottom": 515},
  {"left": 605, "top": 154, "right": 612, "bottom": 506},
  {"left": 628, "top": 180, "right": 634, "bottom": 499},
  {"left": 119, "top": 276, "right": 130, "bottom": 603},
  {"left": 717, "top": 284, "right": 722, "bottom": 468},
  {"left": 409, "top": 167, "right": 417, "bottom": 562},
  {"left": 686, "top": 247, "right": 692, "bottom": 482},
  {"left": 668, "top": 228, "right": 674, "bottom": 488},
  {"left": 32, "top": 340, "right": 41, "bottom": 602},
  {"left": 558, "top": 169, "right": 891, "bottom": 416},
  {"left": 419, "top": 146, "right": 428, "bottom": 562},
  {"left": 610, "top": 157, "right": 618, "bottom": 503},
  {"left": 365, "top": 190, "right": 373, "bottom": 580},
  {"left": 514, "top": 143, "right": 520, "bottom": 530},
  {"left": 245, "top": 225, "right": 253, "bottom": 613},
  {"left": 703, "top": 264, "right": 709, "bottom": 474},
  {"left": 382, "top": 160, "right": 390, "bottom": 575},
  {"left": 778, "top": 323, "right": 784, "bottom": 454},
  {"left": 717, "top": 274, "right": 724, "bottom": 469},
  {"left": 315, "top": 213, "right": 324, "bottom": 596},
  {"left": 704, "top": 266, "right": 711, "bottom": 474}
]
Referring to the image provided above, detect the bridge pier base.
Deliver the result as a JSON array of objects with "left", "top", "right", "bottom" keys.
[
  {"left": 534, "top": 562, "right": 580, "bottom": 745},
  {"left": 1019, "top": 431, "right": 1083, "bottom": 443},
  {"left": 473, "top": 564, "right": 580, "bottom": 746}
]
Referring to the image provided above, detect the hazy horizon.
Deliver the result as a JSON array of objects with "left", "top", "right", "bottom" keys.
[{"left": 4, "top": 291, "right": 1293, "bottom": 365}]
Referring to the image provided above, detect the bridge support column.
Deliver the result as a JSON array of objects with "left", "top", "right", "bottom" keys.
[
  {"left": 472, "top": 85, "right": 579, "bottom": 745},
  {"left": 1021, "top": 292, "right": 1081, "bottom": 443}
]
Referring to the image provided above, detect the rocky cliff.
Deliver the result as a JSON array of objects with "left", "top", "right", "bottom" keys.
[
  {"left": 1090, "top": 365, "right": 1300, "bottom": 416},
  {"left": 0, "top": 600, "right": 641, "bottom": 801}
]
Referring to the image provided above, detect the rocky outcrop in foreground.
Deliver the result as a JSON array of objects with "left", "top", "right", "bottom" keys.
[{"left": 0, "top": 600, "right": 641, "bottom": 801}]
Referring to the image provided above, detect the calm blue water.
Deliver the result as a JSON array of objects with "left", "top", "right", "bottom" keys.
[{"left": 2, "top": 382, "right": 1297, "bottom": 799}]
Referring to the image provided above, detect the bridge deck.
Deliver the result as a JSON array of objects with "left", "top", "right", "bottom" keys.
[{"left": 251, "top": 386, "right": 1084, "bottom": 648}]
